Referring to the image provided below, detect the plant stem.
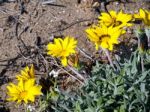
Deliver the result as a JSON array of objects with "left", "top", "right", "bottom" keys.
[
  {"left": 67, "top": 66, "right": 85, "bottom": 82},
  {"left": 103, "top": 49, "right": 115, "bottom": 70},
  {"left": 77, "top": 47, "right": 93, "bottom": 61},
  {"left": 141, "top": 55, "right": 144, "bottom": 72},
  {"left": 24, "top": 104, "right": 29, "bottom": 112}
]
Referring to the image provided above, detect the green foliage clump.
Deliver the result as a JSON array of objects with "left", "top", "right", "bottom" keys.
[{"left": 41, "top": 50, "right": 150, "bottom": 112}]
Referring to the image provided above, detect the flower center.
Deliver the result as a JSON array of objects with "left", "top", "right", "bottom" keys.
[
  {"left": 61, "top": 49, "right": 67, "bottom": 56},
  {"left": 114, "top": 21, "right": 122, "bottom": 27},
  {"left": 20, "top": 91, "right": 27, "bottom": 99},
  {"left": 112, "top": 18, "right": 122, "bottom": 27},
  {"left": 99, "top": 35, "right": 110, "bottom": 42}
]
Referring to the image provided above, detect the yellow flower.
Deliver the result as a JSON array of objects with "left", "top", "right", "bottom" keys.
[
  {"left": 47, "top": 36, "right": 77, "bottom": 66},
  {"left": 7, "top": 79, "right": 42, "bottom": 104},
  {"left": 134, "top": 9, "right": 150, "bottom": 26},
  {"left": 98, "top": 10, "right": 133, "bottom": 28},
  {"left": 16, "top": 64, "right": 35, "bottom": 81},
  {"left": 85, "top": 25, "right": 125, "bottom": 51}
]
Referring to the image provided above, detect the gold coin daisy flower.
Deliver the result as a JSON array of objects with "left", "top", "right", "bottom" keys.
[
  {"left": 98, "top": 10, "right": 133, "bottom": 28},
  {"left": 16, "top": 64, "right": 35, "bottom": 81},
  {"left": 134, "top": 9, "right": 150, "bottom": 26},
  {"left": 7, "top": 79, "right": 42, "bottom": 104},
  {"left": 85, "top": 25, "right": 125, "bottom": 51},
  {"left": 47, "top": 36, "right": 77, "bottom": 66}
]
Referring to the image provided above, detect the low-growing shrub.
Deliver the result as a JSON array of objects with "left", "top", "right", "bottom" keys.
[{"left": 43, "top": 50, "right": 150, "bottom": 112}]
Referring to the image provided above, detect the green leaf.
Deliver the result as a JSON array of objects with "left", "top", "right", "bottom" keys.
[{"left": 134, "top": 70, "right": 150, "bottom": 85}]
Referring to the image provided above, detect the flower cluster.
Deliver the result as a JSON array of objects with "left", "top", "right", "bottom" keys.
[
  {"left": 46, "top": 9, "right": 150, "bottom": 66},
  {"left": 86, "top": 10, "right": 132, "bottom": 51},
  {"left": 7, "top": 65, "right": 42, "bottom": 104}
]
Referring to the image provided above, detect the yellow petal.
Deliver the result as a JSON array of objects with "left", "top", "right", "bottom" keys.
[
  {"left": 95, "top": 43, "right": 99, "bottom": 50},
  {"left": 108, "top": 44, "right": 113, "bottom": 51},
  {"left": 139, "top": 9, "right": 146, "bottom": 18},
  {"left": 29, "top": 86, "right": 42, "bottom": 96},
  {"left": 101, "top": 42, "right": 108, "bottom": 49},
  {"left": 63, "top": 37, "right": 69, "bottom": 50},
  {"left": 29, "top": 64, "right": 35, "bottom": 78},
  {"left": 25, "top": 79, "right": 35, "bottom": 91},
  {"left": 18, "top": 80, "right": 24, "bottom": 91},
  {"left": 61, "top": 57, "right": 68, "bottom": 66},
  {"left": 109, "top": 10, "right": 117, "bottom": 18}
]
